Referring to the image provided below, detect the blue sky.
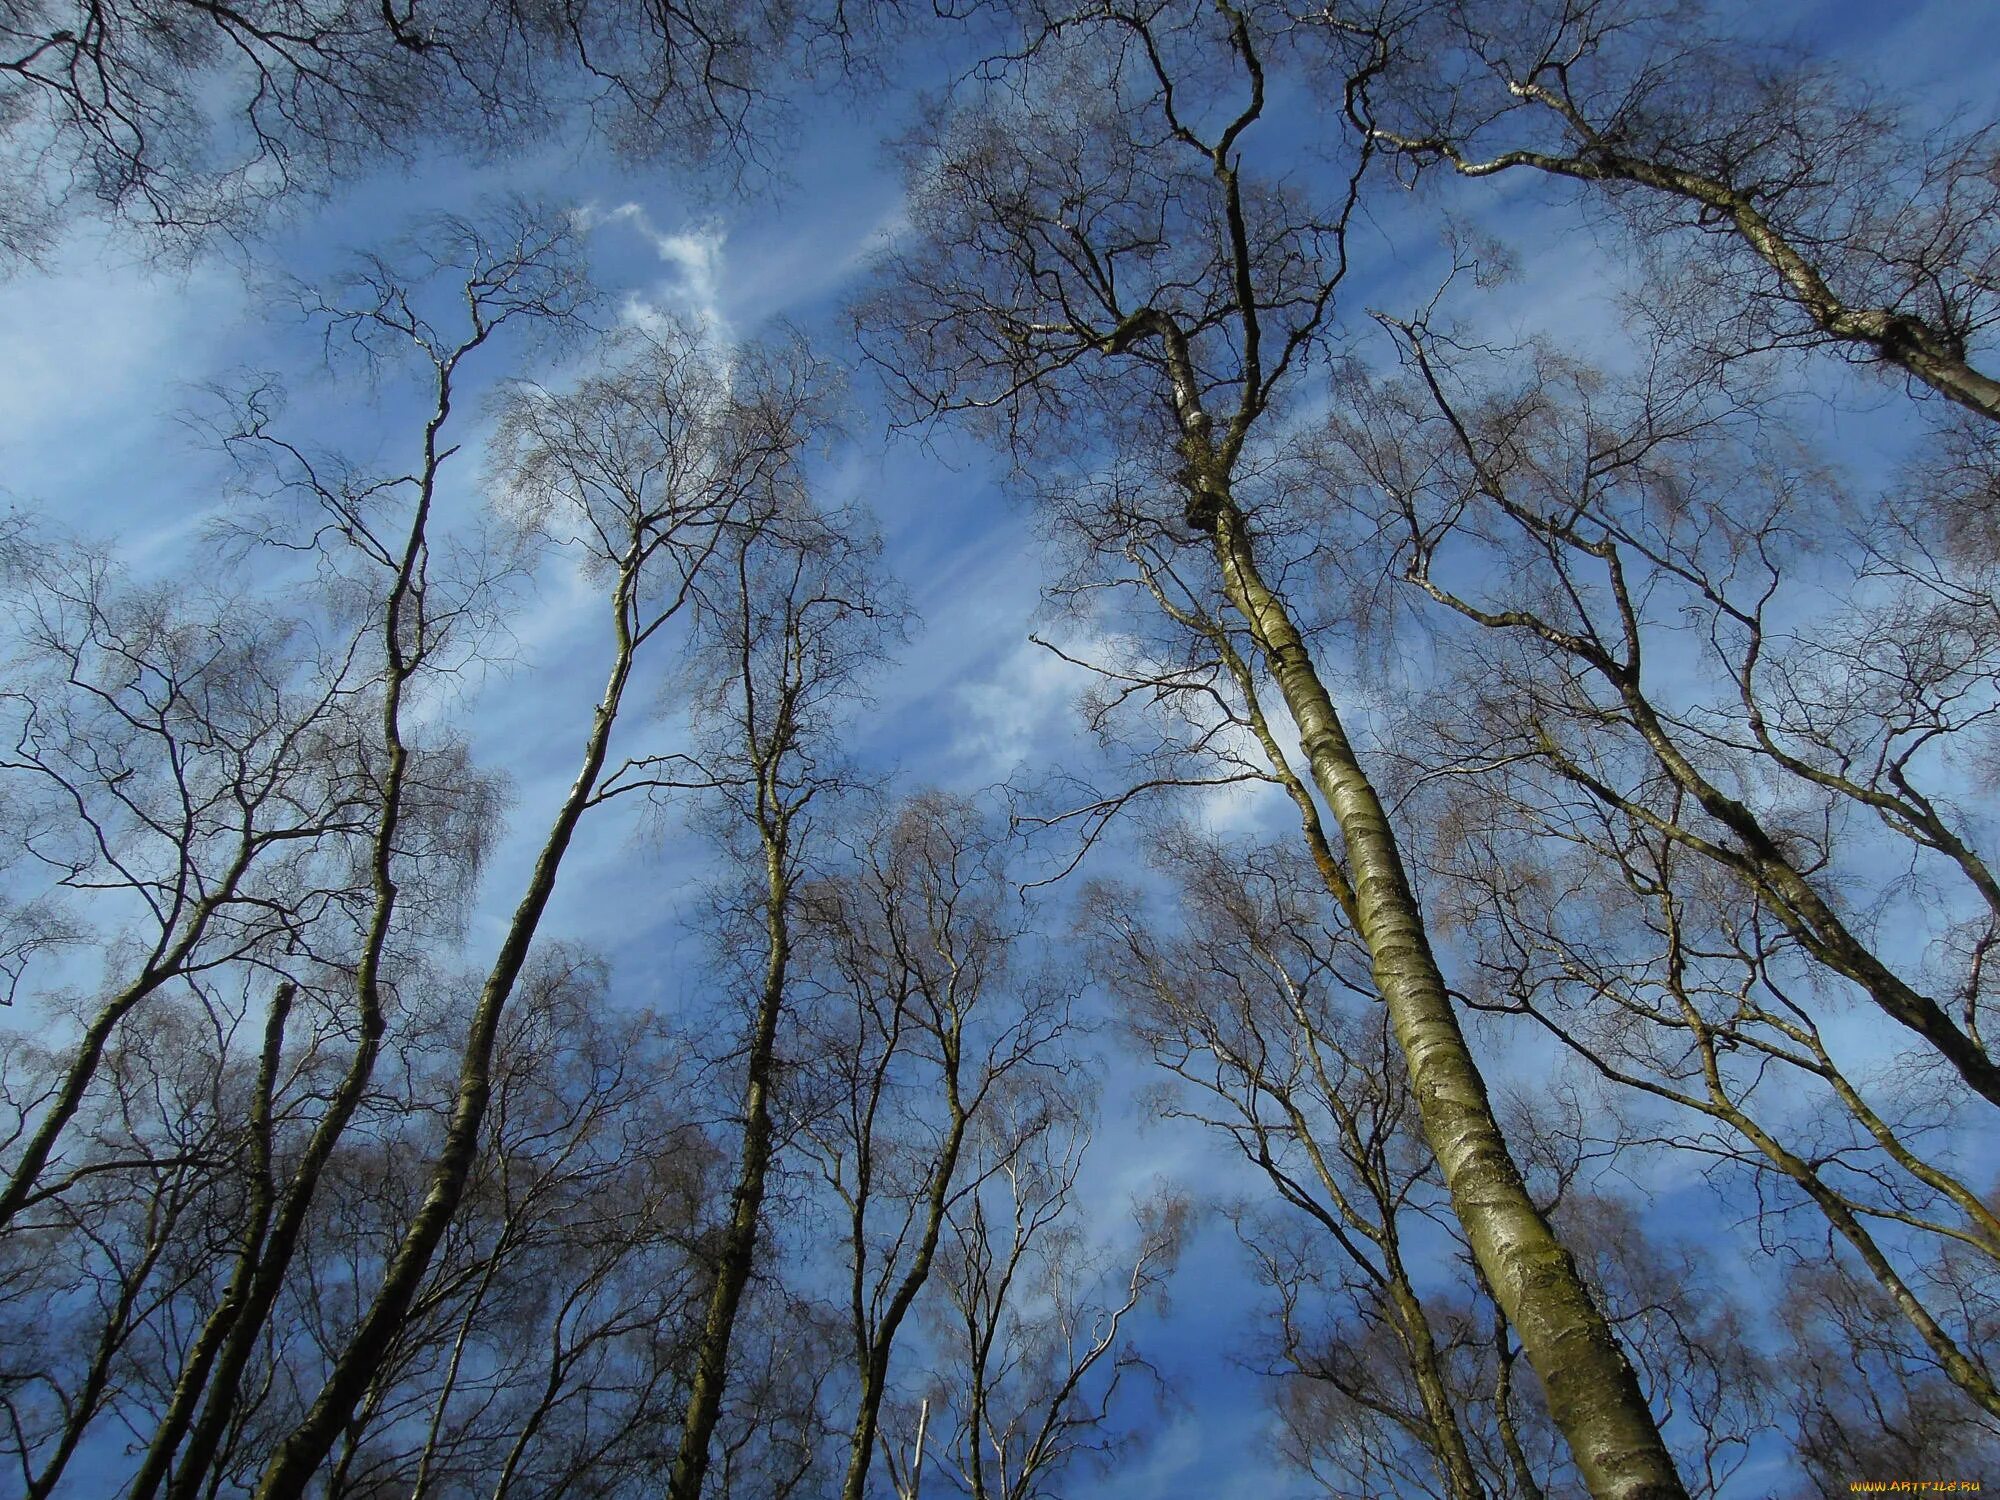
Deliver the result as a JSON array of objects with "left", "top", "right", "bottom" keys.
[{"left": 4, "top": 1, "right": 1999, "bottom": 1494}]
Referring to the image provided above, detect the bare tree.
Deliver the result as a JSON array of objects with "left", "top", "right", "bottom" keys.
[
  {"left": 861, "top": 6, "right": 1682, "bottom": 1492},
  {"left": 264, "top": 951, "right": 718, "bottom": 1500},
  {"left": 1334, "top": 316, "right": 2000, "bottom": 1102},
  {"left": 1311, "top": 320, "right": 2000, "bottom": 1426},
  {"left": 0, "top": 535, "right": 460, "bottom": 1239},
  {"left": 247, "top": 294, "right": 830, "bottom": 1499},
  {"left": 655, "top": 471, "right": 897, "bottom": 1500},
  {"left": 1091, "top": 825, "right": 1767, "bottom": 1497},
  {"left": 891, "top": 1093, "right": 1183, "bottom": 1500},
  {"left": 791, "top": 791, "right": 1084, "bottom": 1500},
  {"left": 118, "top": 205, "right": 593, "bottom": 1500},
  {"left": 30, "top": 948, "right": 721, "bottom": 1500},
  {"left": 0, "top": 0, "right": 875, "bottom": 264},
  {"left": 1323, "top": 0, "right": 2000, "bottom": 425},
  {"left": 1086, "top": 827, "right": 1490, "bottom": 1500}
]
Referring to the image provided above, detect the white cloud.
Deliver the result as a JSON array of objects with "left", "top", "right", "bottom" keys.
[
  {"left": 0, "top": 238, "right": 241, "bottom": 535},
  {"left": 577, "top": 201, "right": 731, "bottom": 339},
  {"left": 954, "top": 632, "right": 1094, "bottom": 781}
]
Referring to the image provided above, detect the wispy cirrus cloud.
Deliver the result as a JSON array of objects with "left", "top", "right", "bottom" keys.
[{"left": 575, "top": 201, "right": 731, "bottom": 339}]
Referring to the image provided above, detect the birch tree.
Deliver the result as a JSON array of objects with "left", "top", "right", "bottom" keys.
[
  {"left": 659, "top": 467, "right": 898, "bottom": 1500},
  {"left": 862, "top": 6, "right": 1684, "bottom": 1492},
  {"left": 1092, "top": 827, "right": 1766, "bottom": 1496},
  {"left": 1324, "top": 0, "right": 2000, "bottom": 427},
  {"left": 117, "top": 205, "right": 592, "bottom": 1500},
  {"left": 1311, "top": 323, "right": 2000, "bottom": 1426},
  {"left": 794, "top": 791, "right": 1085, "bottom": 1500},
  {"left": 251, "top": 303, "right": 831, "bottom": 1499},
  {"left": 0, "top": 536, "right": 466, "bottom": 1242},
  {"left": 900, "top": 1100, "right": 1182, "bottom": 1500}
]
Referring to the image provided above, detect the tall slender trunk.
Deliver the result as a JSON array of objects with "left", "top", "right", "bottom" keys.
[
  {"left": 144, "top": 337, "right": 465, "bottom": 1499},
  {"left": 151, "top": 563, "right": 426, "bottom": 1500},
  {"left": 409, "top": 1241, "right": 508, "bottom": 1499},
  {"left": 252, "top": 601, "right": 641, "bottom": 1500},
  {"left": 491, "top": 1325, "right": 575, "bottom": 1500},
  {"left": 1200, "top": 491, "right": 1684, "bottom": 1500},
  {"left": 906, "top": 1396, "right": 929, "bottom": 1500},
  {"left": 157, "top": 976, "right": 391, "bottom": 1500},
  {"left": 667, "top": 818, "right": 792, "bottom": 1500},
  {"left": 838, "top": 1084, "right": 968, "bottom": 1500},
  {"left": 1275, "top": 968, "right": 1486, "bottom": 1500},
  {"left": 1103, "top": 302, "right": 1682, "bottom": 1494},
  {"left": 126, "top": 984, "right": 294, "bottom": 1500},
  {"left": 1491, "top": 1305, "right": 1547, "bottom": 1500},
  {"left": 1387, "top": 1275, "right": 1487, "bottom": 1500}
]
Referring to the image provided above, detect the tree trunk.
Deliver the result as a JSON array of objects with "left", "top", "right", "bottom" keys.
[
  {"left": 1202, "top": 493, "right": 1685, "bottom": 1500},
  {"left": 839, "top": 1070, "right": 969, "bottom": 1500},
  {"left": 253, "top": 610, "right": 638, "bottom": 1500},
  {"left": 127, "top": 985, "right": 294, "bottom": 1500},
  {"left": 1387, "top": 1276, "right": 1488, "bottom": 1500},
  {"left": 667, "top": 826, "right": 792, "bottom": 1500}
]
